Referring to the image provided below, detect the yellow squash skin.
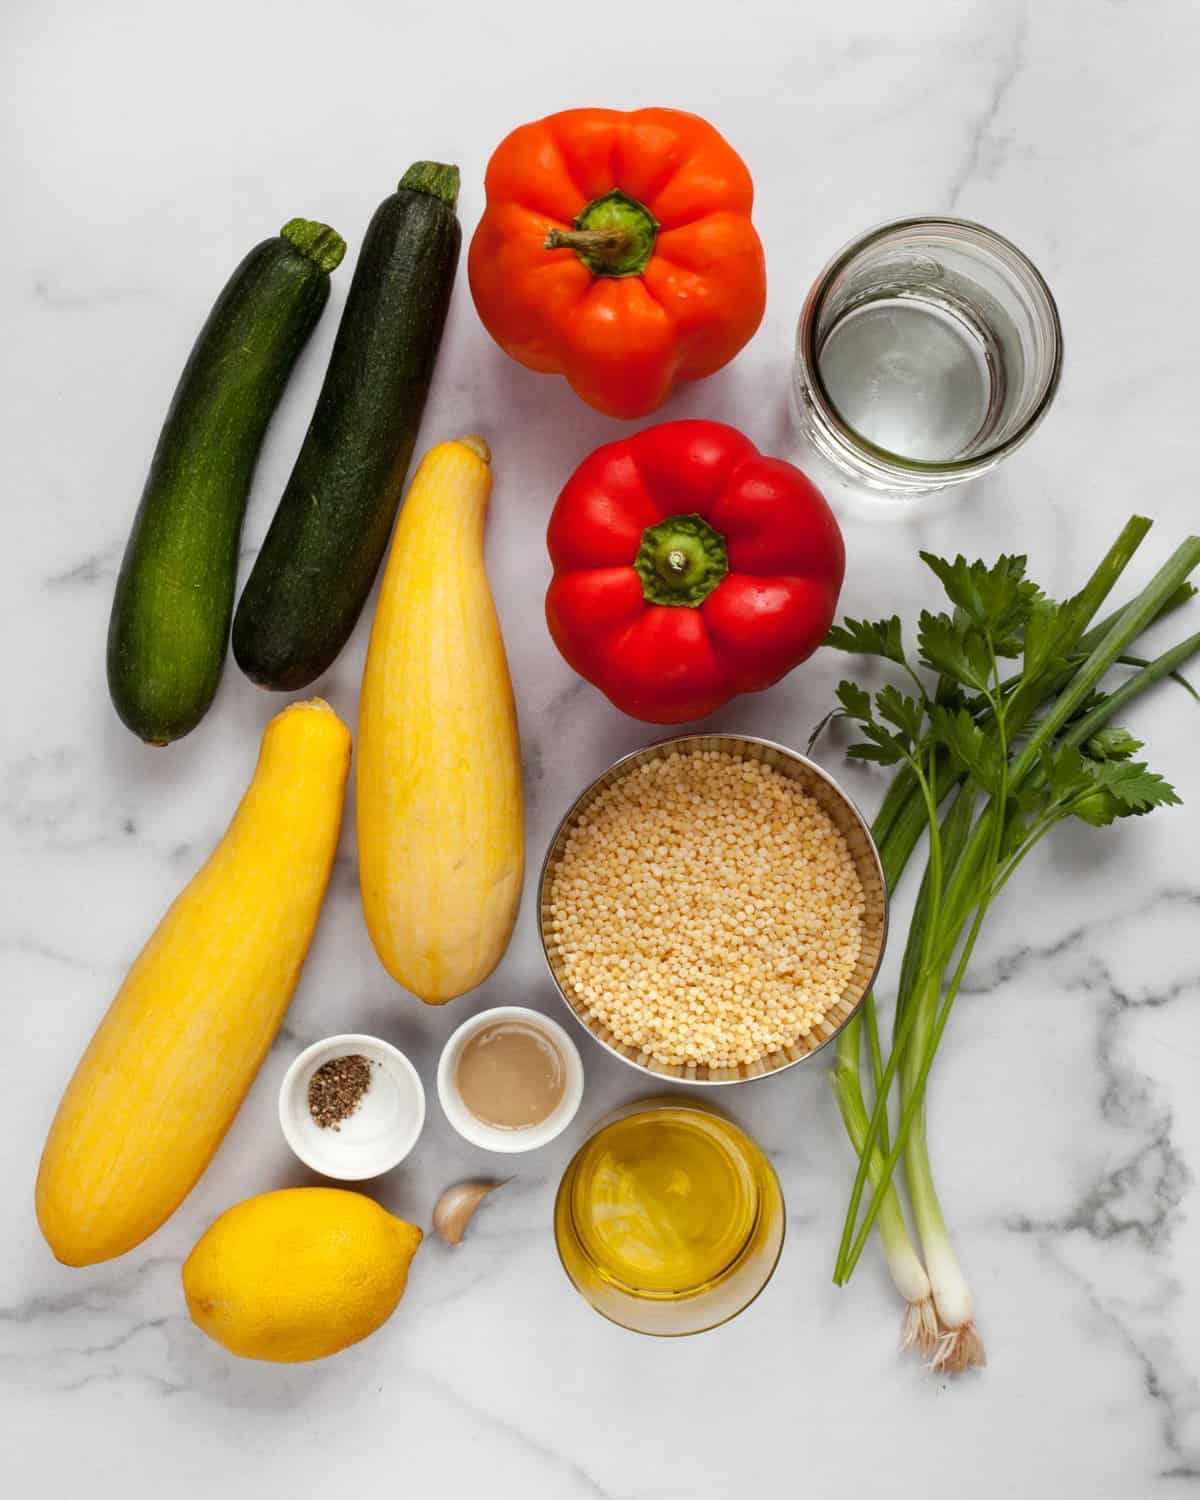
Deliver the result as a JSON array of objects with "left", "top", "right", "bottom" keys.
[
  {"left": 357, "top": 435, "right": 524, "bottom": 1003},
  {"left": 36, "top": 699, "right": 351, "bottom": 1266}
]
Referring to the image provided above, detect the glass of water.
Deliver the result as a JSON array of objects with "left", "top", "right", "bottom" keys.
[{"left": 790, "top": 217, "right": 1062, "bottom": 503}]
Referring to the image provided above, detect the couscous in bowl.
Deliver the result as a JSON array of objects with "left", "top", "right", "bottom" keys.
[{"left": 537, "top": 734, "right": 889, "bottom": 1085}]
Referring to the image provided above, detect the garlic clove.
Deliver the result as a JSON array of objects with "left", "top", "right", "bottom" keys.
[{"left": 433, "top": 1179, "right": 506, "bottom": 1246}]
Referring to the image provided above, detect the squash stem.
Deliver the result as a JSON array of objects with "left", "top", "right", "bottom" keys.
[{"left": 456, "top": 434, "right": 492, "bottom": 465}]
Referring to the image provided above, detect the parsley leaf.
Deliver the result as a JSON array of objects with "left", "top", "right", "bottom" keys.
[
  {"left": 1086, "top": 759, "right": 1181, "bottom": 812},
  {"left": 1044, "top": 744, "right": 1090, "bottom": 801},
  {"left": 999, "top": 804, "right": 1031, "bottom": 861},
  {"left": 1084, "top": 727, "right": 1145, "bottom": 761},
  {"left": 826, "top": 615, "right": 907, "bottom": 665},
  {"left": 1052, "top": 754, "right": 1181, "bottom": 827},
  {"left": 1022, "top": 596, "right": 1072, "bottom": 684},
  {"left": 847, "top": 738, "right": 908, "bottom": 767},
  {"left": 875, "top": 685, "right": 926, "bottom": 743},
  {"left": 928, "top": 704, "right": 1003, "bottom": 794},
  {"left": 917, "top": 611, "right": 992, "bottom": 692},
  {"left": 920, "top": 552, "right": 1029, "bottom": 631},
  {"left": 846, "top": 718, "right": 913, "bottom": 766},
  {"left": 836, "top": 680, "right": 874, "bottom": 725}
]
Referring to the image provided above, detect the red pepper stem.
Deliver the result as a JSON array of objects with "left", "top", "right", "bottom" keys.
[{"left": 635, "top": 513, "right": 729, "bottom": 607}]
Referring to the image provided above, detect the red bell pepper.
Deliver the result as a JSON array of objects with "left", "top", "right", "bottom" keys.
[{"left": 546, "top": 421, "right": 845, "bottom": 723}]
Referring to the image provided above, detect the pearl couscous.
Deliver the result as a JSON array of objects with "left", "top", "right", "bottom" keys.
[{"left": 547, "top": 751, "right": 866, "bottom": 1069}]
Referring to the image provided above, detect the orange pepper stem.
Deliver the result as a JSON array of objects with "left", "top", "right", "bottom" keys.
[
  {"left": 545, "top": 225, "right": 634, "bottom": 257},
  {"left": 543, "top": 189, "right": 658, "bottom": 278}
]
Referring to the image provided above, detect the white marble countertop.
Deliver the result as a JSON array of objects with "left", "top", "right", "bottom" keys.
[{"left": 5, "top": 0, "right": 1200, "bottom": 1494}]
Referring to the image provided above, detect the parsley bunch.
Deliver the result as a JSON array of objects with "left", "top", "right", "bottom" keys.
[{"left": 820, "top": 518, "right": 1200, "bottom": 1372}]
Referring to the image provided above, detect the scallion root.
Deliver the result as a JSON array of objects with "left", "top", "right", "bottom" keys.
[
  {"left": 930, "top": 1320, "right": 988, "bottom": 1374},
  {"left": 901, "top": 1296, "right": 941, "bottom": 1359}
]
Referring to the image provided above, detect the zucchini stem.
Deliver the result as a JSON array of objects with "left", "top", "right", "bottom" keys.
[
  {"left": 399, "top": 161, "right": 461, "bottom": 208},
  {"left": 280, "top": 218, "right": 346, "bottom": 273}
]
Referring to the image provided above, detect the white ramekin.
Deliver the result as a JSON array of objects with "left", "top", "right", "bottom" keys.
[
  {"left": 279, "top": 1033, "right": 425, "bottom": 1179},
  {"left": 437, "top": 1006, "right": 584, "bottom": 1154}
]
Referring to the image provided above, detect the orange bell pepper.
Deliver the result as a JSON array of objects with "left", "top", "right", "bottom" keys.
[{"left": 468, "top": 108, "right": 767, "bottom": 420}]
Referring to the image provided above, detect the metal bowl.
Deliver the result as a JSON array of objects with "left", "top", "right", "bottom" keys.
[{"left": 537, "top": 733, "right": 889, "bottom": 1086}]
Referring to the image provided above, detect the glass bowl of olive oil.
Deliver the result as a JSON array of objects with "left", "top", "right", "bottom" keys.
[{"left": 554, "top": 1098, "right": 785, "bottom": 1336}]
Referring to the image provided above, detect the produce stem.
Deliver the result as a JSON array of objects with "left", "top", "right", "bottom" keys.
[
  {"left": 634, "top": 513, "right": 729, "bottom": 607},
  {"left": 1060, "top": 631, "right": 1200, "bottom": 750},
  {"left": 399, "top": 160, "right": 461, "bottom": 208},
  {"left": 280, "top": 218, "right": 347, "bottom": 273},
  {"left": 455, "top": 434, "right": 492, "bottom": 465},
  {"left": 840, "top": 889, "right": 993, "bottom": 1281},
  {"left": 900, "top": 973, "right": 986, "bottom": 1371},
  {"left": 544, "top": 190, "right": 659, "bottom": 278},
  {"left": 832, "top": 1028, "right": 935, "bottom": 1350},
  {"left": 1012, "top": 536, "right": 1200, "bottom": 782},
  {"left": 545, "top": 226, "right": 633, "bottom": 256}
]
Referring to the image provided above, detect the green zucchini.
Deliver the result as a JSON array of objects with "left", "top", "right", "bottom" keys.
[
  {"left": 232, "top": 161, "right": 462, "bottom": 691},
  {"left": 108, "top": 219, "right": 345, "bottom": 743}
]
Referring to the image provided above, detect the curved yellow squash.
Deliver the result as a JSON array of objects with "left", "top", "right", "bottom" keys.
[
  {"left": 358, "top": 435, "right": 524, "bottom": 1003},
  {"left": 37, "top": 699, "right": 351, "bottom": 1266}
]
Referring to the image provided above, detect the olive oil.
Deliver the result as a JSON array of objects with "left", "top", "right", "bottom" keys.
[{"left": 555, "top": 1101, "right": 784, "bottom": 1335}]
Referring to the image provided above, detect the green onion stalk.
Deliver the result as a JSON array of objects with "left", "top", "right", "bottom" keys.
[{"left": 829, "top": 522, "right": 1200, "bottom": 1371}]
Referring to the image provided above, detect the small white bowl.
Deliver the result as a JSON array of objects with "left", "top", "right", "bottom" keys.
[
  {"left": 437, "top": 1006, "right": 584, "bottom": 1154},
  {"left": 279, "top": 1033, "right": 425, "bottom": 1180}
]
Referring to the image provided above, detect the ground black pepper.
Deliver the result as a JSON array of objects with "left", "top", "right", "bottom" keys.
[{"left": 308, "top": 1054, "right": 373, "bottom": 1129}]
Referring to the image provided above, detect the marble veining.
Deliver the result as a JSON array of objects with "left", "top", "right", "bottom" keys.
[{"left": 4, "top": 0, "right": 1200, "bottom": 1495}]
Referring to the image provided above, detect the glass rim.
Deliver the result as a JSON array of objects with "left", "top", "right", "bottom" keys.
[{"left": 798, "top": 215, "right": 1064, "bottom": 477}]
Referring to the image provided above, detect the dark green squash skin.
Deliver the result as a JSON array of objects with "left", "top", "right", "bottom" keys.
[
  {"left": 107, "top": 223, "right": 342, "bottom": 743},
  {"left": 232, "top": 163, "right": 462, "bottom": 692}
]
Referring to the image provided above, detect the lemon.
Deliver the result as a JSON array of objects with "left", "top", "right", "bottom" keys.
[{"left": 182, "top": 1187, "right": 422, "bottom": 1363}]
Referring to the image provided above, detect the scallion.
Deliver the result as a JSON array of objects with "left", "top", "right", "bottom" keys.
[{"left": 823, "top": 520, "right": 1200, "bottom": 1371}]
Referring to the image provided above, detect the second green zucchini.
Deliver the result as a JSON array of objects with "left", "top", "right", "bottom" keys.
[{"left": 233, "top": 161, "right": 462, "bottom": 691}]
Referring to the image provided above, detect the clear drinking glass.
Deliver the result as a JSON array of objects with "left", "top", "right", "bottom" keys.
[
  {"left": 789, "top": 217, "right": 1063, "bottom": 504},
  {"left": 554, "top": 1098, "right": 785, "bottom": 1337}
]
